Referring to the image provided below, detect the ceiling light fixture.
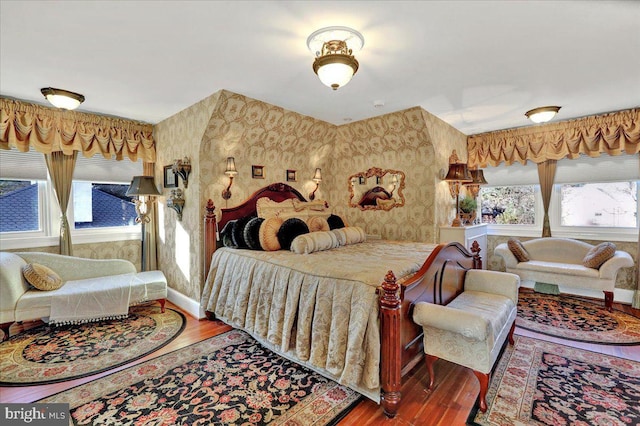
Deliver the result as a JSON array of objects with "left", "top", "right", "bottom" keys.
[
  {"left": 525, "top": 106, "right": 561, "bottom": 123},
  {"left": 41, "top": 87, "right": 85, "bottom": 110},
  {"left": 307, "top": 26, "right": 364, "bottom": 91}
]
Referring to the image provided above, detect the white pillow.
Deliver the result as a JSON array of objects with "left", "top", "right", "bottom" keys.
[
  {"left": 332, "top": 226, "right": 367, "bottom": 246},
  {"left": 256, "top": 197, "right": 330, "bottom": 221},
  {"left": 290, "top": 231, "right": 340, "bottom": 254}
]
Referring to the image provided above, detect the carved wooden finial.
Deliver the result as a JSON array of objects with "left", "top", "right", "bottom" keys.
[
  {"left": 205, "top": 199, "right": 216, "bottom": 219},
  {"left": 380, "top": 270, "right": 400, "bottom": 309}
]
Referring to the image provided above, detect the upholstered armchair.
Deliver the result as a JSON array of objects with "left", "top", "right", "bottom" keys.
[{"left": 412, "top": 269, "right": 520, "bottom": 412}]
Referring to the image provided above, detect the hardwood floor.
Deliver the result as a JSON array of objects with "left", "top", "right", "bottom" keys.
[{"left": 1, "top": 298, "right": 639, "bottom": 425}]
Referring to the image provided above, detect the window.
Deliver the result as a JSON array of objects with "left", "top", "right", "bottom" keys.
[
  {"left": 0, "top": 179, "right": 40, "bottom": 232},
  {"left": 0, "top": 148, "right": 144, "bottom": 249},
  {"left": 480, "top": 185, "right": 536, "bottom": 225},
  {"left": 479, "top": 154, "right": 638, "bottom": 241},
  {"left": 560, "top": 182, "right": 637, "bottom": 228}
]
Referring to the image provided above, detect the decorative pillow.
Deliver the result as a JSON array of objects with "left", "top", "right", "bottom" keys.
[
  {"left": 220, "top": 220, "right": 238, "bottom": 248},
  {"left": 22, "top": 263, "right": 64, "bottom": 291},
  {"left": 307, "top": 216, "right": 330, "bottom": 232},
  {"left": 291, "top": 231, "right": 340, "bottom": 254},
  {"left": 259, "top": 216, "right": 284, "bottom": 251},
  {"left": 277, "top": 218, "right": 310, "bottom": 250},
  {"left": 327, "top": 214, "right": 346, "bottom": 230},
  {"left": 507, "top": 238, "right": 530, "bottom": 262},
  {"left": 332, "top": 226, "right": 367, "bottom": 246},
  {"left": 583, "top": 242, "right": 616, "bottom": 269},
  {"left": 257, "top": 197, "right": 330, "bottom": 221},
  {"left": 243, "top": 217, "right": 264, "bottom": 250},
  {"left": 232, "top": 216, "right": 254, "bottom": 249}
]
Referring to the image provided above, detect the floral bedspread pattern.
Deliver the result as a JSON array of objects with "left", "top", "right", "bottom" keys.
[{"left": 201, "top": 240, "right": 436, "bottom": 401}]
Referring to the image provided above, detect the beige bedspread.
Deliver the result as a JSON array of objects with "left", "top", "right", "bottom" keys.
[{"left": 201, "top": 240, "right": 436, "bottom": 401}]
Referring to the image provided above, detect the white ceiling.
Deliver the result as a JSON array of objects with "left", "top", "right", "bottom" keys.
[{"left": 1, "top": 1, "right": 639, "bottom": 136}]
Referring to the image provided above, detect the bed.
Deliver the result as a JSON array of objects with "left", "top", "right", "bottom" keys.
[{"left": 201, "top": 183, "right": 481, "bottom": 417}]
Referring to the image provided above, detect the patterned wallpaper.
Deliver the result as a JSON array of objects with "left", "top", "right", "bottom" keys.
[{"left": 152, "top": 90, "right": 467, "bottom": 302}]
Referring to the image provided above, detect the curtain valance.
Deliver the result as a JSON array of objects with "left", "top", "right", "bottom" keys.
[
  {"left": 468, "top": 108, "right": 639, "bottom": 167},
  {"left": 0, "top": 97, "right": 156, "bottom": 162}
]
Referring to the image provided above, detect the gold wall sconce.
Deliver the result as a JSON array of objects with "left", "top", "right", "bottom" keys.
[
  {"left": 309, "top": 168, "right": 322, "bottom": 200},
  {"left": 172, "top": 157, "right": 191, "bottom": 188},
  {"left": 221, "top": 157, "right": 238, "bottom": 200},
  {"left": 463, "top": 167, "right": 488, "bottom": 198},
  {"left": 167, "top": 188, "right": 185, "bottom": 221},
  {"left": 443, "top": 150, "right": 472, "bottom": 227}
]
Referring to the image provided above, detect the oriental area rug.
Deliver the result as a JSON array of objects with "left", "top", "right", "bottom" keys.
[
  {"left": 469, "top": 336, "right": 640, "bottom": 426},
  {"left": 38, "top": 329, "right": 361, "bottom": 425},
  {"left": 516, "top": 292, "right": 640, "bottom": 345},
  {"left": 0, "top": 305, "right": 185, "bottom": 386}
]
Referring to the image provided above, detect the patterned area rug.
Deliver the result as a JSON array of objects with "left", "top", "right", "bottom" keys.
[
  {"left": 469, "top": 336, "right": 640, "bottom": 425},
  {"left": 516, "top": 292, "right": 640, "bottom": 345},
  {"left": 0, "top": 305, "right": 185, "bottom": 386},
  {"left": 39, "top": 330, "right": 361, "bottom": 425}
]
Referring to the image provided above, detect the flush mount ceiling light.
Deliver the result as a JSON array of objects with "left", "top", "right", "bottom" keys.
[
  {"left": 40, "top": 87, "right": 85, "bottom": 110},
  {"left": 525, "top": 106, "right": 561, "bottom": 123},
  {"left": 307, "top": 26, "right": 364, "bottom": 91}
]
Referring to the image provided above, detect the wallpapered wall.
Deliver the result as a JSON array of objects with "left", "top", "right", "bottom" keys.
[{"left": 152, "top": 90, "right": 467, "bottom": 302}]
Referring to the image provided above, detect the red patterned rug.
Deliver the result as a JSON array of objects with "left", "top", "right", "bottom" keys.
[
  {"left": 516, "top": 292, "right": 640, "bottom": 345},
  {"left": 0, "top": 305, "right": 185, "bottom": 386},
  {"left": 38, "top": 329, "right": 361, "bottom": 425},
  {"left": 469, "top": 336, "right": 640, "bottom": 425}
]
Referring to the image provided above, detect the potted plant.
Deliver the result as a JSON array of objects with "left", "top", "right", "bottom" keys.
[{"left": 459, "top": 196, "right": 478, "bottom": 225}]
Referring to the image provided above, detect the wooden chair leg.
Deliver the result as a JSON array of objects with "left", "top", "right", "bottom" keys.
[
  {"left": 508, "top": 321, "right": 516, "bottom": 345},
  {"left": 473, "top": 370, "right": 490, "bottom": 413},
  {"left": 158, "top": 298, "right": 166, "bottom": 313},
  {"left": 425, "top": 354, "right": 438, "bottom": 389},
  {"left": 603, "top": 291, "right": 613, "bottom": 312}
]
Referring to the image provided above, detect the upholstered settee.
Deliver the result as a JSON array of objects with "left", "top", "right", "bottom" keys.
[
  {"left": 0, "top": 252, "right": 168, "bottom": 339},
  {"left": 412, "top": 269, "right": 520, "bottom": 413},
  {"left": 494, "top": 237, "right": 633, "bottom": 310}
]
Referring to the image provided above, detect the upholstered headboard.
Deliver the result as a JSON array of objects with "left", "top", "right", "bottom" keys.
[{"left": 217, "top": 182, "right": 307, "bottom": 231}]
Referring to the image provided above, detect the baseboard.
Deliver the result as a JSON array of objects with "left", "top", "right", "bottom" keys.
[
  {"left": 520, "top": 281, "right": 635, "bottom": 305},
  {"left": 166, "top": 288, "right": 205, "bottom": 319}
]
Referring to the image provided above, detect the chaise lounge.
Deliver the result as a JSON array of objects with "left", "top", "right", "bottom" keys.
[{"left": 0, "top": 251, "right": 168, "bottom": 339}]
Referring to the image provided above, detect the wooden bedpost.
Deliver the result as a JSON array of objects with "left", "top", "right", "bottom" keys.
[
  {"left": 471, "top": 240, "right": 482, "bottom": 269},
  {"left": 203, "top": 199, "right": 217, "bottom": 280},
  {"left": 379, "top": 270, "right": 402, "bottom": 418}
]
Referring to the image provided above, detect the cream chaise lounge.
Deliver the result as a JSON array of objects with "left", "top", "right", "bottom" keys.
[
  {"left": 494, "top": 237, "right": 633, "bottom": 310},
  {"left": 0, "top": 251, "right": 168, "bottom": 339}
]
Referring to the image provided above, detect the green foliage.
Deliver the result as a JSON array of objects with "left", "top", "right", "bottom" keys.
[{"left": 459, "top": 196, "right": 477, "bottom": 213}]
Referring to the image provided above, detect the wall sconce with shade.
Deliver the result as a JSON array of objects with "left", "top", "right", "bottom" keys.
[
  {"left": 525, "top": 106, "right": 561, "bottom": 123},
  {"left": 309, "top": 168, "right": 322, "bottom": 200},
  {"left": 389, "top": 174, "right": 399, "bottom": 197},
  {"left": 463, "top": 167, "right": 488, "bottom": 198},
  {"left": 167, "top": 188, "right": 185, "bottom": 221},
  {"left": 172, "top": 157, "right": 191, "bottom": 188},
  {"left": 307, "top": 26, "right": 364, "bottom": 91},
  {"left": 126, "top": 176, "right": 161, "bottom": 271},
  {"left": 40, "top": 87, "right": 85, "bottom": 110},
  {"left": 443, "top": 151, "right": 472, "bottom": 227},
  {"left": 221, "top": 157, "right": 238, "bottom": 200}
]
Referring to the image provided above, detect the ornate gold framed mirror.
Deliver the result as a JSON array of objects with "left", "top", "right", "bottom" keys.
[{"left": 348, "top": 167, "right": 406, "bottom": 211}]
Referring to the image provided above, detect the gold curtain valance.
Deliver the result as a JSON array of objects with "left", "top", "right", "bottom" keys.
[
  {"left": 0, "top": 97, "right": 156, "bottom": 162},
  {"left": 468, "top": 108, "right": 640, "bottom": 167}
]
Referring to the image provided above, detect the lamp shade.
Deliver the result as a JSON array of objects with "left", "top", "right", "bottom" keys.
[
  {"left": 315, "top": 58, "right": 357, "bottom": 90},
  {"left": 126, "top": 176, "right": 161, "bottom": 197},
  {"left": 444, "top": 163, "right": 472, "bottom": 182},
  {"left": 467, "top": 168, "right": 488, "bottom": 185},
  {"left": 224, "top": 157, "right": 238, "bottom": 176},
  {"left": 41, "top": 87, "right": 85, "bottom": 110},
  {"left": 312, "top": 168, "right": 322, "bottom": 182}
]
